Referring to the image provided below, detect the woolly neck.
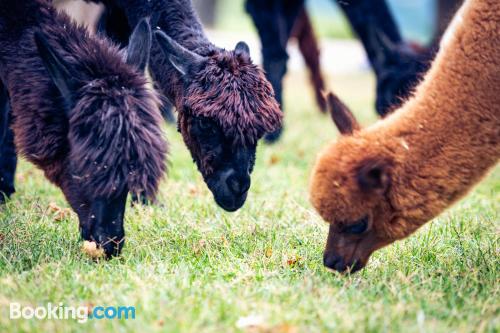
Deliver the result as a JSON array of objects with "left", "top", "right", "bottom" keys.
[{"left": 365, "top": 0, "right": 500, "bottom": 226}]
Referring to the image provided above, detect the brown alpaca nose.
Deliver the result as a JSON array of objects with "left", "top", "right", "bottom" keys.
[
  {"left": 323, "top": 253, "right": 347, "bottom": 272},
  {"left": 324, "top": 252, "right": 364, "bottom": 273},
  {"left": 226, "top": 172, "right": 251, "bottom": 195}
]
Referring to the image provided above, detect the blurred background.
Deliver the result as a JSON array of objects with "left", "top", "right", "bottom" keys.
[
  {"left": 55, "top": 0, "right": 460, "bottom": 123},
  {"left": 192, "top": 0, "right": 439, "bottom": 75},
  {"left": 58, "top": 0, "right": 444, "bottom": 76},
  {"left": 203, "top": 0, "right": 436, "bottom": 43}
]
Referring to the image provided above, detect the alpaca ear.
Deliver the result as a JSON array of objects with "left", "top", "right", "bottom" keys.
[
  {"left": 154, "top": 30, "right": 205, "bottom": 76},
  {"left": 127, "top": 18, "right": 152, "bottom": 72},
  {"left": 34, "top": 32, "right": 78, "bottom": 109},
  {"left": 326, "top": 92, "right": 360, "bottom": 135},
  {"left": 356, "top": 158, "right": 391, "bottom": 194},
  {"left": 235, "top": 41, "right": 250, "bottom": 57}
]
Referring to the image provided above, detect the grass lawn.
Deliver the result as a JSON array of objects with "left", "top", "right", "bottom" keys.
[{"left": 0, "top": 72, "right": 498, "bottom": 332}]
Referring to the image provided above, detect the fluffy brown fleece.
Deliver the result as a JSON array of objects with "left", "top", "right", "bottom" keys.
[{"left": 309, "top": 0, "right": 500, "bottom": 273}]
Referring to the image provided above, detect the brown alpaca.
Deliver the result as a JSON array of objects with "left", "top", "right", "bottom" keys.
[{"left": 309, "top": 0, "right": 500, "bottom": 273}]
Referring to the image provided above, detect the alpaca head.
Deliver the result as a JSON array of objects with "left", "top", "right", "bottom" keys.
[
  {"left": 155, "top": 31, "right": 282, "bottom": 212},
  {"left": 310, "top": 93, "right": 414, "bottom": 273},
  {"left": 35, "top": 19, "right": 167, "bottom": 256}
]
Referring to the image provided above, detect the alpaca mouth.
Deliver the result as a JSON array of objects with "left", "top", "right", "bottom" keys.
[
  {"left": 323, "top": 252, "right": 365, "bottom": 273},
  {"left": 79, "top": 192, "right": 128, "bottom": 258},
  {"left": 206, "top": 169, "right": 251, "bottom": 212},
  {"left": 213, "top": 190, "right": 248, "bottom": 212}
]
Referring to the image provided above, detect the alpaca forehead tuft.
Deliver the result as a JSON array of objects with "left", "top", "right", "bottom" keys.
[
  {"left": 311, "top": 139, "right": 381, "bottom": 218},
  {"left": 185, "top": 55, "right": 283, "bottom": 145}
]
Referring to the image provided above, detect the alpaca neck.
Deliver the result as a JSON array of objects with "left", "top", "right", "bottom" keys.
[
  {"left": 118, "top": 0, "right": 216, "bottom": 105},
  {"left": 117, "top": 0, "right": 213, "bottom": 54},
  {"left": 378, "top": 0, "right": 500, "bottom": 226}
]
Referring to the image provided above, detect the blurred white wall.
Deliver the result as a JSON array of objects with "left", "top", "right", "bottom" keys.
[{"left": 53, "top": 0, "right": 103, "bottom": 34}]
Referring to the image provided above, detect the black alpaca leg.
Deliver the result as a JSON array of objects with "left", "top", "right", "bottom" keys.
[
  {"left": 336, "top": 0, "right": 430, "bottom": 116},
  {"left": 335, "top": 0, "right": 402, "bottom": 69},
  {"left": 245, "top": 0, "right": 304, "bottom": 143},
  {"left": 0, "top": 88, "right": 17, "bottom": 204}
]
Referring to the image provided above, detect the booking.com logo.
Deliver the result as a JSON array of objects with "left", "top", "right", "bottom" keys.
[{"left": 10, "top": 302, "right": 135, "bottom": 323}]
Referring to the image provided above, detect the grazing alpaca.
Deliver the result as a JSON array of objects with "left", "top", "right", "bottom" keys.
[
  {"left": 86, "top": 0, "right": 283, "bottom": 212},
  {"left": 0, "top": 0, "right": 168, "bottom": 257},
  {"left": 309, "top": 0, "right": 500, "bottom": 273},
  {"left": 246, "top": 0, "right": 432, "bottom": 141}
]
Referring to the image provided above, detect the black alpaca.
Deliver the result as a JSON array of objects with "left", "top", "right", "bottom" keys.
[
  {"left": 86, "top": 0, "right": 283, "bottom": 212},
  {"left": 246, "top": 0, "right": 433, "bottom": 141},
  {"left": 0, "top": 0, "right": 167, "bottom": 257}
]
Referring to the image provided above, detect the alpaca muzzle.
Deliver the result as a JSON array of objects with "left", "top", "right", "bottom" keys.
[
  {"left": 323, "top": 251, "right": 365, "bottom": 273},
  {"left": 208, "top": 169, "right": 250, "bottom": 212},
  {"left": 322, "top": 224, "right": 383, "bottom": 274},
  {"left": 84, "top": 191, "right": 128, "bottom": 258}
]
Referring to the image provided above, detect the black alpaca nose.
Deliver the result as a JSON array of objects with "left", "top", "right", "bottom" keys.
[
  {"left": 323, "top": 253, "right": 347, "bottom": 272},
  {"left": 226, "top": 173, "right": 250, "bottom": 195}
]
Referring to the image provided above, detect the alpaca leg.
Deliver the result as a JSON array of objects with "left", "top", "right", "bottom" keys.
[
  {"left": 291, "top": 8, "right": 327, "bottom": 113},
  {"left": 246, "top": 0, "right": 289, "bottom": 143},
  {"left": 0, "top": 93, "right": 17, "bottom": 204},
  {"left": 336, "top": 0, "right": 429, "bottom": 116},
  {"left": 245, "top": 0, "right": 304, "bottom": 143},
  {"left": 335, "top": 0, "right": 402, "bottom": 71}
]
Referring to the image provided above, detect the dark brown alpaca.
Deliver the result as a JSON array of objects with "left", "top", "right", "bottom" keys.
[
  {"left": 0, "top": 0, "right": 167, "bottom": 257},
  {"left": 310, "top": 0, "right": 500, "bottom": 273},
  {"left": 87, "top": 0, "right": 283, "bottom": 211}
]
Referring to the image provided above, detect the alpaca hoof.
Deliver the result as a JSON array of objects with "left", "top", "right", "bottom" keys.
[{"left": 264, "top": 128, "right": 283, "bottom": 144}]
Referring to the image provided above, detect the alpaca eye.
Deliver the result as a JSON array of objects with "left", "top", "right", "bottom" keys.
[{"left": 343, "top": 216, "right": 369, "bottom": 235}]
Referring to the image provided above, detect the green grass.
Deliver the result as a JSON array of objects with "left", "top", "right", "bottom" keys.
[{"left": 0, "top": 72, "right": 498, "bottom": 332}]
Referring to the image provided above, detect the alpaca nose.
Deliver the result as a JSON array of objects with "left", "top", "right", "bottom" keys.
[
  {"left": 323, "top": 253, "right": 347, "bottom": 272},
  {"left": 226, "top": 172, "right": 251, "bottom": 195}
]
